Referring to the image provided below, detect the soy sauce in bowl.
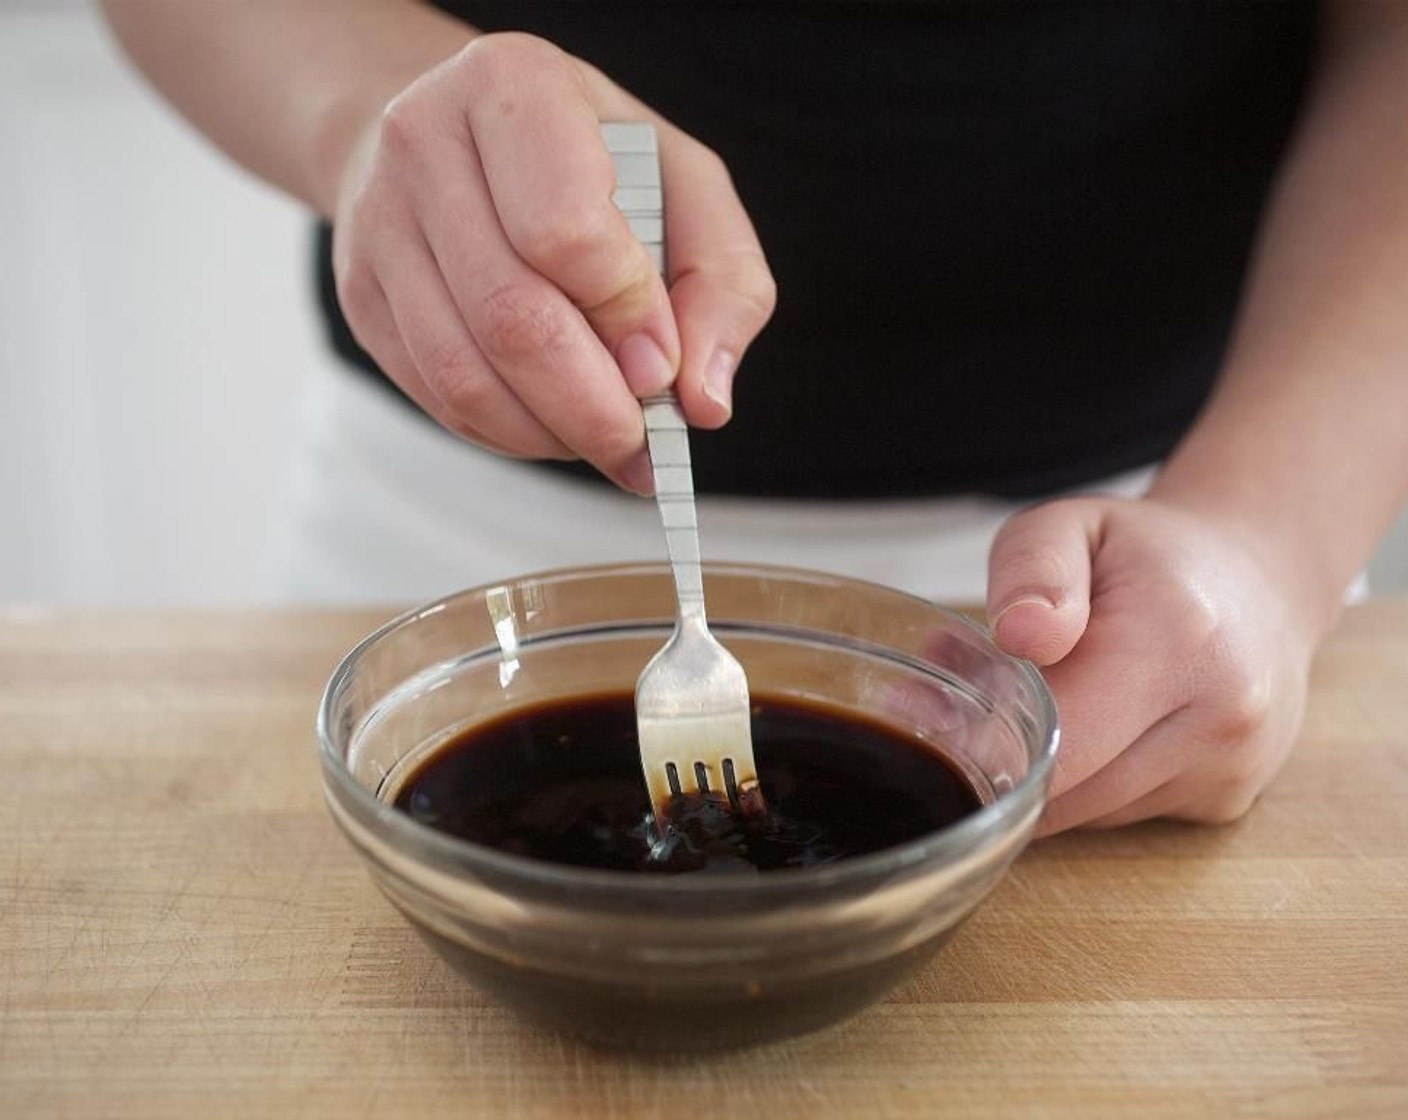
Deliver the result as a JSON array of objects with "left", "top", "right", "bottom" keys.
[{"left": 394, "top": 691, "right": 983, "bottom": 875}]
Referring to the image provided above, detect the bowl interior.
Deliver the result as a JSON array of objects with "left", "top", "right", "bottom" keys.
[{"left": 322, "top": 563, "right": 1055, "bottom": 891}]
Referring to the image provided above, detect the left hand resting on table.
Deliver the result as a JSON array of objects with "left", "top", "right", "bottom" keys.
[{"left": 986, "top": 495, "right": 1318, "bottom": 835}]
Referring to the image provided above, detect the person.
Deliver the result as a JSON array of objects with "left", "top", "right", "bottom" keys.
[{"left": 100, "top": 1, "right": 1408, "bottom": 835}]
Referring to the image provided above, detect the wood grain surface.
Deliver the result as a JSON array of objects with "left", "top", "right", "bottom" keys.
[{"left": 2, "top": 603, "right": 1406, "bottom": 1119}]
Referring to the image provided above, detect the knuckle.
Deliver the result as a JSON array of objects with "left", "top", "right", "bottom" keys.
[
  {"left": 461, "top": 31, "right": 560, "bottom": 87},
  {"left": 1207, "top": 660, "right": 1273, "bottom": 742},
  {"left": 417, "top": 335, "right": 482, "bottom": 398},
  {"left": 437, "top": 369, "right": 499, "bottom": 425},
  {"left": 378, "top": 91, "right": 433, "bottom": 160},
  {"left": 459, "top": 33, "right": 581, "bottom": 113},
  {"left": 575, "top": 417, "right": 639, "bottom": 470},
  {"left": 1189, "top": 590, "right": 1224, "bottom": 637},
  {"left": 436, "top": 411, "right": 482, "bottom": 444},
  {"left": 1191, "top": 782, "right": 1261, "bottom": 826},
  {"left": 734, "top": 255, "right": 778, "bottom": 324},
  {"left": 681, "top": 140, "right": 778, "bottom": 325},
  {"left": 695, "top": 256, "right": 777, "bottom": 331},
  {"left": 334, "top": 261, "right": 380, "bottom": 323},
  {"left": 1217, "top": 733, "right": 1266, "bottom": 793},
  {"left": 1165, "top": 584, "right": 1226, "bottom": 665},
  {"left": 578, "top": 255, "right": 661, "bottom": 324},
  {"left": 1181, "top": 702, "right": 1274, "bottom": 827},
  {"left": 477, "top": 282, "right": 574, "bottom": 362},
  {"left": 514, "top": 202, "right": 615, "bottom": 279}
]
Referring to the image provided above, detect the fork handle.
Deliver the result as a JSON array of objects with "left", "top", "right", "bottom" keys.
[
  {"left": 642, "top": 393, "right": 707, "bottom": 625},
  {"left": 604, "top": 124, "right": 707, "bottom": 627}
]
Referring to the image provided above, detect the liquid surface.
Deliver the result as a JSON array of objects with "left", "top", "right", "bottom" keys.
[{"left": 394, "top": 691, "right": 981, "bottom": 874}]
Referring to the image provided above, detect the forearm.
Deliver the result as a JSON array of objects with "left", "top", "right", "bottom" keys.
[
  {"left": 99, "top": 0, "right": 475, "bottom": 216},
  {"left": 1152, "top": 0, "right": 1408, "bottom": 637}
]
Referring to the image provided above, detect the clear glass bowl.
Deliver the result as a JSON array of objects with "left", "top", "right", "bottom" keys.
[{"left": 318, "top": 563, "right": 1057, "bottom": 1050}]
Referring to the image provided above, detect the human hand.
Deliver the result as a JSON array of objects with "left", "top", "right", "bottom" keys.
[
  {"left": 985, "top": 495, "right": 1326, "bottom": 835},
  {"left": 329, "top": 32, "right": 776, "bottom": 492}
]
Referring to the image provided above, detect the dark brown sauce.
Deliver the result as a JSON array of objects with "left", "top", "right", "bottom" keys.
[{"left": 394, "top": 691, "right": 981, "bottom": 874}]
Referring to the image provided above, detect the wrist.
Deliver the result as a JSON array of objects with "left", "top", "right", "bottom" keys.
[
  {"left": 307, "top": 34, "right": 477, "bottom": 219},
  {"left": 1145, "top": 473, "right": 1348, "bottom": 645},
  {"left": 309, "top": 84, "right": 398, "bottom": 219}
]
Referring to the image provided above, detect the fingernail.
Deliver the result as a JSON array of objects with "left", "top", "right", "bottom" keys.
[
  {"left": 992, "top": 594, "right": 1057, "bottom": 629},
  {"left": 702, "top": 347, "right": 737, "bottom": 414},
  {"left": 617, "top": 333, "right": 676, "bottom": 397},
  {"left": 618, "top": 449, "right": 655, "bottom": 497}
]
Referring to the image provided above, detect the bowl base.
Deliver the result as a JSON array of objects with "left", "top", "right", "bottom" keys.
[{"left": 411, "top": 922, "right": 966, "bottom": 1052}]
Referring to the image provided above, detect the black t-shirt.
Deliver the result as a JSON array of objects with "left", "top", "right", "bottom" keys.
[{"left": 315, "top": 1, "right": 1316, "bottom": 498}]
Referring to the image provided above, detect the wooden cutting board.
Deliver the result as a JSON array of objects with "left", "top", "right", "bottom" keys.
[{"left": 2, "top": 603, "right": 1406, "bottom": 1119}]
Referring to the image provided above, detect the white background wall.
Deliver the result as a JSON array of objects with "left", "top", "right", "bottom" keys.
[
  {"left": 1, "top": 1, "right": 332, "bottom": 605},
  {"left": 2, "top": 1, "right": 1406, "bottom": 606}
]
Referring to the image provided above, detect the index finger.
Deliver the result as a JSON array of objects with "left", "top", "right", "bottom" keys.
[
  {"left": 1038, "top": 617, "right": 1188, "bottom": 797},
  {"left": 458, "top": 34, "right": 680, "bottom": 393}
]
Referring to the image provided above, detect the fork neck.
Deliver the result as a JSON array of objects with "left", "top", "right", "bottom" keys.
[{"left": 674, "top": 573, "right": 709, "bottom": 628}]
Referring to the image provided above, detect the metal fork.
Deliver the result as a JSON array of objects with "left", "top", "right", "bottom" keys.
[
  {"left": 635, "top": 393, "right": 761, "bottom": 818},
  {"left": 604, "top": 122, "right": 761, "bottom": 820}
]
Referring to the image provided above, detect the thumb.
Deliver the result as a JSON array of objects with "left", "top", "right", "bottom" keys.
[
  {"left": 657, "top": 132, "right": 777, "bottom": 428},
  {"left": 986, "top": 499, "right": 1098, "bottom": 666}
]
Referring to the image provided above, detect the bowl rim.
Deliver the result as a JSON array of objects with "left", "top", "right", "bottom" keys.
[{"left": 317, "top": 561, "right": 1059, "bottom": 899}]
